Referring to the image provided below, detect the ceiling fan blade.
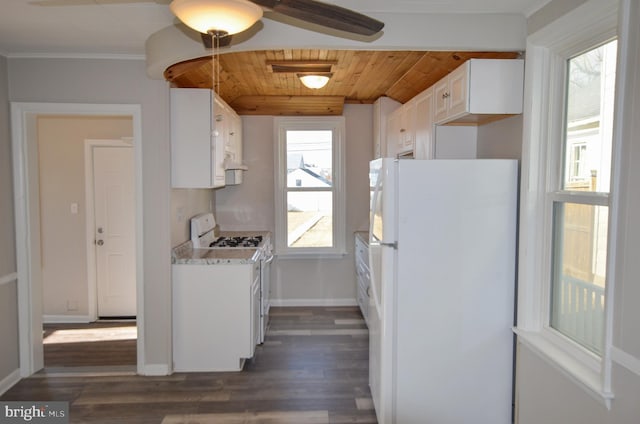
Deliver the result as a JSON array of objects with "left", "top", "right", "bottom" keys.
[
  {"left": 249, "top": 0, "right": 384, "bottom": 36},
  {"left": 200, "top": 33, "right": 233, "bottom": 49}
]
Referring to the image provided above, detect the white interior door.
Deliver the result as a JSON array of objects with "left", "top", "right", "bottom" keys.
[{"left": 93, "top": 145, "right": 136, "bottom": 317}]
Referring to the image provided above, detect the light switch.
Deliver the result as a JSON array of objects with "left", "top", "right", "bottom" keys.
[{"left": 70, "top": 203, "right": 78, "bottom": 214}]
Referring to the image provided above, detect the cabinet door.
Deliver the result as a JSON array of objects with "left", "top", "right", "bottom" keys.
[
  {"left": 211, "top": 96, "right": 227, "bottom": 187},
  {"left": 374, "top": 97, "right": 402, "bottom": 159},
  {"left": 447, "top": 62, "right": 469, "bottom": 119},
  {"left": 433, "top": 78, "right": 449, "bottom": 122},
  {"left": 414, "top": 88, "right": 434, "bottom": 159},
  {"left": 399, "top": 100, "right": 416, "bottom": 154},
  {"left": 386, "top": 109, "right": 401, "bottom": 158},
  {"left": 251, "top": 271, "right": 261, "bottom": 349},
  {"left": 171, "top": 88, "right": 219, "bottom": 188}
]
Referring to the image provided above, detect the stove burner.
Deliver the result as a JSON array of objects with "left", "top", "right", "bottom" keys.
[{"left": 209, "top": 235, "right": 263, "bottom": 248}]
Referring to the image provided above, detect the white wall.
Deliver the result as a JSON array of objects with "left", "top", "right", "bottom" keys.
[
  {"left": 170, "top": 189, "right": 215, "bottom": 246},
  {"left": 0, "top": 54, "right": 20, "bottom": 392},
  {"left": 477, "top": 115, "right": 523, "bottom": 160},
  {"left": 37, "top": 116, "right": 132, "bottom": 317},
  {"left": 7, "top": 57, "right": 172, "bottom": 370},
  {"left": 215, "top": 104, "right": 372, "bottom": 305},
  {"left": 515, "top": 1, "right": 640, "bottom": 423}
]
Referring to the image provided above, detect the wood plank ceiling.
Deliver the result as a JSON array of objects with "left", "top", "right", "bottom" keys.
[{"left": 164, "top": 50, "right": 521, "bottom": 116}]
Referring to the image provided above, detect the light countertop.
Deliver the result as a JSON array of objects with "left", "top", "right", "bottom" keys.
[{"left": 172, "top": 231, "right": 271, "bottom": 265}]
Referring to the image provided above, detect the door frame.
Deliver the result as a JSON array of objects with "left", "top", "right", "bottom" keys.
[
  {"left": 11, "top": 102, "right": 145, "bottom": 376},
  {"left": 85, "top": 139, "right": 135, "bottom": 321}
]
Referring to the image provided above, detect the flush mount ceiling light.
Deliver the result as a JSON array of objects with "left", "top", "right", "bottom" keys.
[
  {"left": 298, "top": 74, "right": 332, "bottom": 89},
  {"left": 169, "top": 0, "right": 263, "bottom": 36},
  {"left": 267, "top": 61, "right": 336, "bottom": 89}
]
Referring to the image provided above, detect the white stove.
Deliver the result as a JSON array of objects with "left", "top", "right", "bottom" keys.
[
  {"left": 189, "top": 212, "right": 273, "bottom": 344},
  {"left": 191, "top": 212, "right": 266, "bottom": 249}
]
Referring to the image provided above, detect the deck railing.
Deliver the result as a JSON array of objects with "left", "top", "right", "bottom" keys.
[{"left": 554, "top": 275, "right": 605, "bottom": 354}]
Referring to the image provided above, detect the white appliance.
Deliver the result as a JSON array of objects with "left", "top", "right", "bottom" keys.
[
  {"left": 368, "top": 158, "right": 517, "bottom": 424},
  {"left": 189, "top": 213, "right": 273, "bottom": 343}
]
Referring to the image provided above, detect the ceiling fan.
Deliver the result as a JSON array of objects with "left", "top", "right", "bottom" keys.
[{"left": 33, "top": 0, "right": 385, "bottom": 47}]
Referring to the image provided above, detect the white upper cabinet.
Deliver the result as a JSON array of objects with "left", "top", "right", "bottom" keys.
[
  {"left": 373, "top": 96, "right": 401, "bottom": 159},
  {"left": 214, "top": 97, "right": 245, "bottom": 185},
  {"left": 433, "top": 59, "right": 524, "bottom": 125},
  {"left": 387, "top": 99, "right": 416, "bottom": 157},
  {"left": 413, "top": 87, "right": 434, "bottom": 160},
  {"left": 170, "top": 88, "right": 226, "bottom": 188}
]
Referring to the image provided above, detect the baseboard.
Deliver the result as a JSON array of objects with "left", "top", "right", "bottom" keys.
[
  {"left": 0, "top": 369, "right": 21, "bottom": 396},
  {"left": 43, "top": 314, "right": 91, "bottom": 324},
  {"left": 142, "top": 364, "right": 171, "bottom": 376},
  {"left": 270, "top": 298, "right": 357, "bottom": 307}
]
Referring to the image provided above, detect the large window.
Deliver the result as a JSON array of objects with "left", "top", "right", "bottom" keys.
[
  {"left": 274, "top": 117, "right": 346, "bottom": 256},
  {"left": 515, "top": 0, "right": 620, "bottom": 405},
  {"left": 550, "top": 40, "right": 617, "bottom": 355}
]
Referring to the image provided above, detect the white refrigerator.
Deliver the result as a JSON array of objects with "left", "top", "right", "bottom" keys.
[{"left": 368, "top": 158, "right": 517, "bottom": 424}]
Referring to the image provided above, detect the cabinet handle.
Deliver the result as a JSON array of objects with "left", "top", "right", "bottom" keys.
[
  {"left": 442, "top": 92, "right": 450, "bottom": 99},
  {"left": 399, "top": 128, "right": 406, "bottom": 133}
]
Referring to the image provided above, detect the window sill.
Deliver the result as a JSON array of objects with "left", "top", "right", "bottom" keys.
[
  {"left": 275, "top": 251, "right": 347, "bottom": 260},
  {"left": 514, "top": 327, "right": 614, "bottom": 409}
]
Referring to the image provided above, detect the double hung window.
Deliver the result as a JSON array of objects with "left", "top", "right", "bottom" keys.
[
  {"left": 550, "top": 40, "right": 617, "bottom": 356},
  {"left": 274, "top": 117, "right": 346, "bottom": 256},
  {"left": 516, "top": 0, "right": 620, "bottom": 405}
]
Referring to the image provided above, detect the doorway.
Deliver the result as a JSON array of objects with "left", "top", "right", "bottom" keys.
[{"left": 11, "top": 103, "right": 145, "bottom": 377}]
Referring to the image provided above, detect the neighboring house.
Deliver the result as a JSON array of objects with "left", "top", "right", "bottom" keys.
[{"left": 287, "top": 167, "right": 331, "bottom": 188}]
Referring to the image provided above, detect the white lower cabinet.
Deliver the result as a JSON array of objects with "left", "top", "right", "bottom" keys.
[
  {"left": 355, "top": 233, "right": 370, "bottom": 326},
  {"left": 251, "top": 270, "right": 261, "bottom": 348},
  {"left": 172, "top": 261, "right": 260, "bottom": 372}
]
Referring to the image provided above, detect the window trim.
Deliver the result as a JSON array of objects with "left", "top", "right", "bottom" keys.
[
  {"left": 273, "top": 116, "right": 346, "bottom": 257},
  {"left": 515, "top": 0, "right": 619, "bottom": 408}
]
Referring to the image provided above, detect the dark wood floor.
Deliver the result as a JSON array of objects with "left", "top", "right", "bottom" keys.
[
  {"left": 43, "top": 321, "right": 137, "bottom": 368},
  {"left": 2, "top": 307, "right": 377, "bottom": 423}
]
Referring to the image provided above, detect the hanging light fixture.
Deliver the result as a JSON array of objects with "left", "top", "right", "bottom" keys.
[
  {"left": 298, "top": 74, "right": 332, "bottom": 89},
  {"left": 170, "top": 0, "right": 263, "bottom": 36}
]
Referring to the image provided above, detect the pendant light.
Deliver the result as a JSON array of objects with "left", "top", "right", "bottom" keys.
[{"left": 169, "top": 0, "right": 263, "bottom": 36}]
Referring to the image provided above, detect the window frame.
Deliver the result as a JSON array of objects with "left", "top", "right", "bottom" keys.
[
  {"left": 274, "top": 116, "right": 346, "bottom": 257},
  {"left": 514, "top": 0, "right": 620, "bottom": 408}
]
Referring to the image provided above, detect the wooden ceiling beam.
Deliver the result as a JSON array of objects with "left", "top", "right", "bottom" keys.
[{"left": 230, "top": 95, "right": 344, "bottom": 116}]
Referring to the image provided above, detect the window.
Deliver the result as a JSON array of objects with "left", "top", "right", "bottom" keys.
[
  {"left": 274, "top": 117, "right": 346, "bottom": 256},
  {"left": 550, "top": 40, "right": 617, "bottom": 355},
  {"left": 515, "top": 0, "right": 619, "bottom": 406}
]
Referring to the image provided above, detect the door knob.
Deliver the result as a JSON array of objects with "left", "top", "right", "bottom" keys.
[{"left": 96, "top": 240, "right": 104, "bottom": 246}]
